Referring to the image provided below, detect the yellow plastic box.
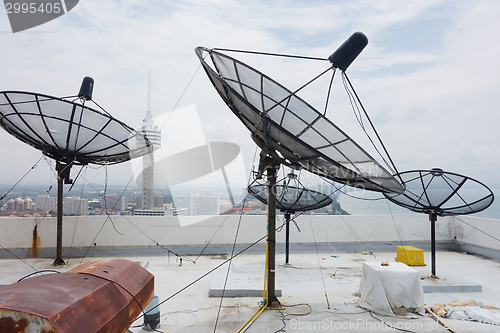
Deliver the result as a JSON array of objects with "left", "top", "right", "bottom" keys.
[{"left": 396, "top": 246, "right": 425, "bottom": 266}]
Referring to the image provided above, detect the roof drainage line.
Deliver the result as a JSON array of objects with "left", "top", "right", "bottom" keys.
[
  {"left": 78, "top": 167, "right": 124, "bottom": 265},
  {"left": 0, "top": 154, "right": 44, "bottom": 201},
  {"left": 132, "top": 220, "right": 288, "bottom": 325},
  {"left": 342, "top": 72, "right": 401, "bottom": 181},
  {"left": 453, "top": 216, "right": 500, "bottom": 243},
  {"left": 66, "top": 167, "right": 88, "bottom": 270},
  {"left": 212, "top": 48, "right": 328, "bottom": 62},
  {"left": 90, "top": 162, "right": 198, "bottom": 264},
  {"left": 213, "top": 197, "right": 246, "bottom": 332},
  {"left": 197, "top": 148, "right": 258, "bottom": 263},
  {"left": 193, "top": 213, "right": 231, "bottom": 262},
  {"left": 101, "top": 165, "right": 125, "bottom": 236},
  {"left": 369, "top": 311, "right": 416, "bottom": 333},
  {"left": 337, "top": 213, "right": 377, "bottom": 258},
  {"left": 155, "top": 62, "right": 202, "bottom": 134},
  {"left": 386, "top": 199, "right": 407, "bottom": 250},
  {"left": 119, "top": 213, "right": 196, "bottom": 264},
  {"left": 17, "top": 269, "right": 61, "bottom": 282},
  {"left": 308, "top": 214, "right": 331, "bottom": 310},
  {"left": 0, "top": 242, "right": 37, "bottom": 271},
  {"left": 320, "top": 177, "right": 387, "bottom": 201},
  {"left": 78, "top": 271, "right": 164, "bottom": 333},
  {"left": 33, "top": 167, "right": 56, "bottom": 230}
]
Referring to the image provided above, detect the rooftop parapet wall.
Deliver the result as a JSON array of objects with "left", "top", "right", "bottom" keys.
[
  {"left": 450, "top": 216, "right": 500, "bottom": 258},
  {"left": 0, "top": 214, "right": 456, "bottom": 252}
]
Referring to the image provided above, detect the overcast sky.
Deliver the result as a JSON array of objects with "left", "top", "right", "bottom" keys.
[{"left": 0, "top": 0, "right": 499, "bottom": 217}]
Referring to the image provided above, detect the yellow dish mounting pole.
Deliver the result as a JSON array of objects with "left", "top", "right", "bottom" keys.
[{"left": 237, "top": 156, "right": 281, "bottom": 332}]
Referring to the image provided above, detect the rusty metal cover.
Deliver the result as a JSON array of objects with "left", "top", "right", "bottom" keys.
[{"left": 0, "top": 258, "right": 154, "bottom": 333}]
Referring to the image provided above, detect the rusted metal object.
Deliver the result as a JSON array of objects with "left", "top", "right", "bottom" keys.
[
  {"left": 29, "top": 225, "right": 40, "bottom": 258},
  {"left": 0, "top": 258, "right": 154, "bottom": 332}
]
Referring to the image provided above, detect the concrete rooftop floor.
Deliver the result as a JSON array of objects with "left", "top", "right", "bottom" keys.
[{"left": 1, "top": 250, "right": 500, "bottom": 333}]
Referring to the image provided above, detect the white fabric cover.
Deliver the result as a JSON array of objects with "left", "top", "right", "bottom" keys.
[{"left": 358, "top": 261, "right": 425, "bottom": 316}]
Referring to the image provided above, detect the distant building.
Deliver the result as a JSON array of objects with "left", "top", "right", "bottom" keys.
[
  {"left": 134, "top": 209, "right": 166, "bottom": 216},
  {"left": 153, "top": 195, "right": 163, "bottom": 209},
  {"left": 25, "top": 198, "right": 33, "bottom": 210},
  {"left": 34, "top": 194, "right": 57, "bottom": 212},
  {"left": 135, "top": 195, "right": 143, "bottom": 210},
  {"left": 173, "top": 195, "right": 219, "bottom": 216},
  {"left": 63, "top": 196, "right": 88, "bottom": 216},
  {"left": 135, "top": 194, "right": 164, "bottom": 210},
  {"left": 134, "top": 201, "right": 188, "bottom": 217},
  {"left": 5, "top": 199, "right": 14, "bottom": 211},
  {"left": 165, "top": 207, "right": 188, "bottom": 216},
  {"left": 14, "top": 198, "right": 25, "bottom": 211},
  {"left": 2, "top": 197, "right": 34, "bottom": 212},
  {"left": 102, "top": 193, "right": 126, "bottom": 211}
]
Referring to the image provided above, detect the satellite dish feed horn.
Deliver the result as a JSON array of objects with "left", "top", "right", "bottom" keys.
[
  {"left": 328, "top": 32, "right": 368, "bottom": 71},
  {"left": 78, "top": 76, "right": 94, "bottom": 100}
]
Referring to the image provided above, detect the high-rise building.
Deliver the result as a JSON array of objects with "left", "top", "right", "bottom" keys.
[
  {"left": 153, "top": 195, "right": 163, "bottom": 209},
  {"left": 3, "top": 198, "right": 35, "bottom": 212},
  {"left": 63, "top": 196, "right": 88, "bottom": 216},
  {"left": 102, "top": 193, "right": 126, "bottom": 211},
  {"left": 34, "top": 194, "right": 57, "bottom": 212},
  {"left": 24, "top": 198, "right": 33, "bottom": 210},
  {"left": 14, "top": 198, "right": 25, "bottom": 211},
  {"left": 140, "top": 73, "right": 161, "bottom": 210},
  {"left": 135, "top": 195, "right": 143, "bottom": 210},
  {"left": 173, "top": 195, "right": 220, "bottom": 216}
]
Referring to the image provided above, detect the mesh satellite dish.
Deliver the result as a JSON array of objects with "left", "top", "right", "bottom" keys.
[
  {"left": 384, "top": 168, "right": 494, "bottom": 277},
  {"left": 0, "top": 78, "right": 152, "bottom": 265},
  {"left": 195, "top": 34, "right": 403, "bottom": 194},
  {"left": 248, "top": 170, "right": 332, "bottom": 264},
  {"left": 196, "top": 32, "right": 401, "bottom": 314},
  {"left": 0, "top": 93, "right": 151, "bottom": 165}
]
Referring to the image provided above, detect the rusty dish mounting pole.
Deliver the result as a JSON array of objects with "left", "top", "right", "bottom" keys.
[{"left": 53, "top": 162, "right": 72, "bottom": 266}]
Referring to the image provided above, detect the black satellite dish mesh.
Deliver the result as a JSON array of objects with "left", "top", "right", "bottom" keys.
[
  {"left": 0, "top": 91, "right": 152, "bottom": 165},
  {"left": 248, "top": 173, "right": 333, "bottom": 265},
  {"left": 248, "top": 183, "right": 332, "bottom": 213},
  {"left": 195, "top": 46, "right": 403, "bottom": 194},
  {"left": 384, "top": 169, "right": 494, "bottom": 217}
]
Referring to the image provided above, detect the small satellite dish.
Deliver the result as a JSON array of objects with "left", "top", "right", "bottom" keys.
[
  {"left": 195, "top": 40, "right": 402, "bottom": 194},
  {"left": 0, "top": 79, "right": 152, "bottom": 265},
  {"left": 248, "top": 179, "right": 332, "bottom": 213},
  {"left": 384, "top": 168, "right": 494, "bottom": 277},
  {"left": 384, "top": 169, "right": 494, "bottom": 216},
  {"left": 248, "top": 171, "right": 333, "bottom": 264}
]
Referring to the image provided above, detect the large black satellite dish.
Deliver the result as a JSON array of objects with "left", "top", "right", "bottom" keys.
[
  {"left": 0, "top": 78, "right": 152, "bottom": 265},
  {"left": 384, "top": 168, "right": 494, "bottom": 277},
  {"left": 195, "top": 39, "right": 403, "bottom": 194},
  {"left": 196, "top": 32, "right": 402, "bottom": 320}
]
